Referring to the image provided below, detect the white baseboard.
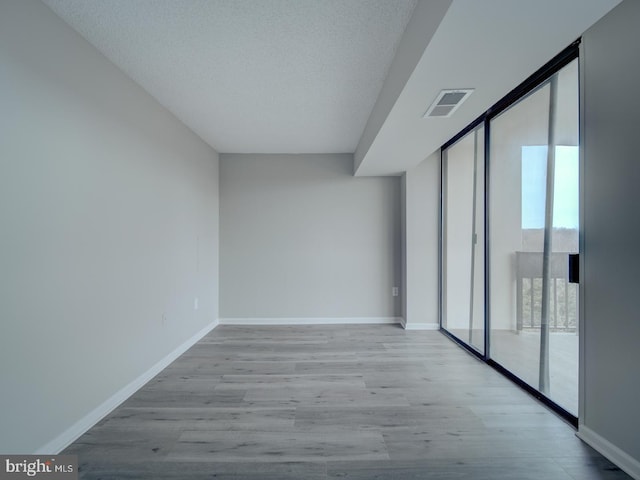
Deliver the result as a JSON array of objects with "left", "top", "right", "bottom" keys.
[
  {"left": 35, "top": 320, "right": 219, "bottom": 455},
  {"left": 218, "top": 317, "right": 402, "bottom": 326},
  {"left": 402, "top": 322, "right": 439, "bottom": 330},
  {"left": 577, "top": 425, "right": 640, "bottom": 480}
]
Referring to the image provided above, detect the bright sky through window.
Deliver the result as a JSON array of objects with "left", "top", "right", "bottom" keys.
[{"left": 521, "top": 146, "right": 579, "bottom": 229}]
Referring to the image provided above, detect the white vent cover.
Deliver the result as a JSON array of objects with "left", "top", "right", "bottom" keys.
[{"left": 423, "top": 89, "right": 474, "bottom": 118}]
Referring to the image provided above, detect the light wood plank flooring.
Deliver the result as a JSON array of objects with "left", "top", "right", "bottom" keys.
[
  {"left": 64, "top": 324, "right": 630, "bottom": 479},
  {"left": 447, "top": 328, "right": 579, "bottom": 414}
]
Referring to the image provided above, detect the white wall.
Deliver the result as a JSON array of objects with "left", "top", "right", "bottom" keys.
[
  {"left": 220, "top": 154, "right": 400, "bottom": 320},
  {"left": 0, "top": 0, "right": 219, "bottom": 454},
  {"left": 402, "top": 152, "right": 440, "bottom": 328},
  {"left": 578, "top": 0, "right": 640, "bottom": 475}
]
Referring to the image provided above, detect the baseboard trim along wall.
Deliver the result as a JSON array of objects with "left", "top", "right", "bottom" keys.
[
  {"left": 35, "top": 320, "right": 219, "bottom": 455},
  {"left": 402, "top": 322, "right": 439, "bottom": 331},
  {"left": 218, "top": 317, "right": 402, "bottom": 326},
  {"left": 577, "top": 425, "right": 640, "bottom": 480}
]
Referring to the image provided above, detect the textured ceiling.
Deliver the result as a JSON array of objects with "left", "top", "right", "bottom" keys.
[{"left": 42, "top": 0, "right": 417, "bottom": 154}]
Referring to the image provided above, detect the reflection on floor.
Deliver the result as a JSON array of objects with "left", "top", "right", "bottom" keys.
[
  {"left": 64, "top": 324, "right": 622, "bottom": 480},
  {"left": 492, "top": 329, "right": 578, "bottom": 414},
  {"left": 447, "top": 327, "right": 578, "bottom": 415}
]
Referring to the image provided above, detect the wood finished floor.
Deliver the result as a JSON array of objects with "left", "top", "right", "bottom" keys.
[
  {"left": 64, "top": 324, "right": 630, "bottom": 479},
  {"left": 448, "top": 328, "right": 579, "bottom": 414}
]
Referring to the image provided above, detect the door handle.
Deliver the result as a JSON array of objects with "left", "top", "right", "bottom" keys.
[{"left": 568, "top": 253, "right": 579, "bottom": 284}]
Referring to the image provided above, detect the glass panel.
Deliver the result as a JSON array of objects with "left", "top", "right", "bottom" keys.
[
  {"left": 442, "top": 126, "right": 485, "bottom": 353},
  {"left": 489, "top": 59, "right": 579, "bottom": 415}
]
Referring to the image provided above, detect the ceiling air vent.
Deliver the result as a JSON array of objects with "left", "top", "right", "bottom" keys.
[{"left": 423, "top": 89, "right": 474, "bottom": 118}]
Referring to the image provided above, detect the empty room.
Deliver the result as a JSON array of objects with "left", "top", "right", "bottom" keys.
[{"left": 1, "top": 0, "right": 639, "bottom": 479}]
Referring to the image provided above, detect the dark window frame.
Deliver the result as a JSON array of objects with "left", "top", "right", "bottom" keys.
[{"left": 439, "top": 39, "right": 581, "bottom": 428}]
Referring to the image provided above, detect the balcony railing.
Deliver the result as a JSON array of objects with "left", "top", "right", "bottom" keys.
[{"left": 515, "top": 251, "right": 578, "bottom": 332}]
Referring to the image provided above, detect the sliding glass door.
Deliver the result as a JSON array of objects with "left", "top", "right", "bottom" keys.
[
  {"left": 489, "top": 59, "right": 579, "bottom": 415},
  {"left": 442, "top": 125, "right": 485, "bottom": 354},
  {"left": 439, "top": 45, "right": 580, "bottom": 421}
]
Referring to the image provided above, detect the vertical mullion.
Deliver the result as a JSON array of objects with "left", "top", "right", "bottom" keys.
[
  {"left": 468, "top": 129, "right": 479, "bottom": 346},
  {"left": 484, "top": 119, "right": 491, "bottom": 360},
  {"left": 439, "top": 150, "right": 446, "bottom": 330}
]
